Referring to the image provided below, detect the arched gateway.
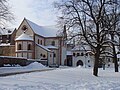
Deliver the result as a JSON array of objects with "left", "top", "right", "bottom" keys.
[{"left": 76, "top": 60, "right": 83, "bottom": 66}]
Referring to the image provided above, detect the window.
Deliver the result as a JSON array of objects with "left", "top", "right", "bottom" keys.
[
  {"left": 38, "top": 39, "right": 39, "bottom": 44},
  {"left": 18, "top": 44, "right": 22, "bottom": 50},
  {"left": 22, "top": 25, "right": 28, "bottom": 31},
  {"left": 77, "top": 53, "right": 80, "bottom": 56},
  {"left": 51, "top": 41, "right": 55, "bottom": 46},
  {"left": 86, "top": 53, "right": 88, "bottom": 56},
  {"left": 81, "top": 53, "right": 84, "bottom": 56},
  {"left": 41, "top": 40, "right": 42, "bottom": 45},
  {"left": 43, "top": 54, "right": 46, "bottom": 58},
  {"left": 88, "top": 60, "right": 90, "bottom": 63},
  {"left": 40, "top": 54, "right": 43, "bottom": 56},
  {"left": 28, "top": 44, "right": 31, "bottom": 50},
  {"left": 73, "top": 53, "right": 76, "bottom": 56},
  {"left": 108, "top": 58, "right": 110, "bottom": 62},
  {"left": 54, "top": 53, "right": 56, "bottom": 57}
]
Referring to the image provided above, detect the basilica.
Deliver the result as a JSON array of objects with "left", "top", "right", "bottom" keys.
[{"left": 0, "top": 18, "right": 119, "bottom": 68}]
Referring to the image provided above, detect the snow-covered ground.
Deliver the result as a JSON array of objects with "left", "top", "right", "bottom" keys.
[
  {"left": 0, "top": 62, "right": 49, "bottom": 75},
  {"left": 0, "top": 66, "right": 120, "bottom": 90}
]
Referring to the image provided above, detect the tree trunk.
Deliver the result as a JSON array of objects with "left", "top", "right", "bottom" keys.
[
  {"left": 113, "top": 44, "right": 119, "bottom": 72},
  {"left": 93, "top": 49, "right": 100, "bottom": 76},
  {"left": 114, "top": 55, "right": 118, "bottom": 72},
  {"left": 111, "top": 34, "right": 119, "bottom": 72}
]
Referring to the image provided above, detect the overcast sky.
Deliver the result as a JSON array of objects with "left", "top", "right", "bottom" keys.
[{"left": 8, "top": 0, "right": 58, "bottom": 28}]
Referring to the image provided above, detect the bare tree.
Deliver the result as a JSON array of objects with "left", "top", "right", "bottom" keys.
[
  {"left": 0, "top": 0, "right": 14, "bottom": 27},
  {"left": 55, "top": 0, "right": 120, "bottom": 76},
  {"left": 101, "top": 0, "right": 120, "bottom": 72}
]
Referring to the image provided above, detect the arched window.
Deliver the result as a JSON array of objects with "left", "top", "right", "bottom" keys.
[
  {"left": 18, "top": 44, "right": 22, "bottom": 50},
  {"left": 38, "top": 39, "right": 39, "bottom": 44},
  {"left": 54, "top": 53, "right": 56, "bottom": 57},
  {"left": 41, "top": 40, "right": 42, "bottom": 45},
  {"left": 28, "top": 44, "right": 31, "bottom": 50},
  {"left": 51, "top": 41, "right": 55, "bottom": 46}
]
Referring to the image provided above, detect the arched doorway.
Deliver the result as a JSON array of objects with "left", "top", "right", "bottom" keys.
[{"left": 77, "top": 60, "right": 83, "bottom": 66}]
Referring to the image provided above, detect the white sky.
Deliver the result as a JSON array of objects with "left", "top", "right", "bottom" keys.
[{"left": 8, "top": 0, "right": 58, "bottom": 28}]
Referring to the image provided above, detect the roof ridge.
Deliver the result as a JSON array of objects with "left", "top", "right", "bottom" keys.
[{"left": 24, "top": 18, "right": 59, "bottom": 37}]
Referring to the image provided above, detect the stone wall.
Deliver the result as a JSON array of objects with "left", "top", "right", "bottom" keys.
[{"left": 0, "top": 45, "right": 15, "bottom": 56}]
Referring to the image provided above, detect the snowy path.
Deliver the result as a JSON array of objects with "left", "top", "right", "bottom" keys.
[{"left": 0, "top": 67, "right": 120, "bottom": 90}]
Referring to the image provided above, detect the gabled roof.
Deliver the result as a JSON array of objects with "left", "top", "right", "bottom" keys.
[
  {"left": 36, "top": 43, "right": 51, "bottom": 52},
  {"left": 15, "top": 33, "right": 33, "bottom": 41},
  {"left": 25, "top": 19, "right": 59, "bottom": 37}
]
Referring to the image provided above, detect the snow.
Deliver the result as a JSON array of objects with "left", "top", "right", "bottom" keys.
[
  {"left": 26, "top": 19, "right": 59, "bottom": 37},
  {"left": 72, "top": 44, "right": 91, "bottom": 51},
  {"left": 0, "top": 28, "right": 14, "bottom": 35},
  {"left": 67, "top": 51, "right": 72, "bottom": 55},
  {"left": 45, "top": 45, "right": 58, "bottom": 49},
  {"left": 15, "top": 33, "right": 33, "bottom": 41},
  {"left": 0, "top": 66, "right": 120, "bottom": 90},
  {"left": 36, "top": 43, "right": 51, "bottom": 52},
  {"left": 0, "top": 43, "right": 11, "bottom": 46},
  {"left": 0, "top": 62, "right": 48, "bottom": 75},
  {"left": 117, "top": 54, "right": 120, "bottom": 58},
  {"left": 25, "top": 62, "right": 45, "bottom": 69}
]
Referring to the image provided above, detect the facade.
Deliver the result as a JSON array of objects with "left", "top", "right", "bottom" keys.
[
  {"left": 0, "top": 28, "right": 16, "bottom": 56},
  {"left": 66, "top": 44, "right": 94, "bottom": 67},
  {"left": 0, "top": 18, "right": 119, "bottom": 68},
  {"left": 14, "top": 18, "right": 66, "bottom": 66},
  {"left": 66, "top": 43, "right": 120, "bottom": 68}
]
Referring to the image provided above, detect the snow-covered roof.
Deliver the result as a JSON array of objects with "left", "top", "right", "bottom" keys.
[
  {"left": 0, "top": 28, "right": 14, "bottom": 35},
  {"left": 15, "top": 33, "right": 33, "bottom": 41},
  {"left": 36, "top": 44, "right": 51, "bottom": 52},
  {"left": 26, "top": 19, "right": 59, "bottom": 37},
  {"left": 0, "top": 43, "right": 11, "bottom": 46},
  {"left": 67, "top": 51, "right": 72, "bottom": 55},
  {"left": 72, "top": 45, "right": 91, "bottom": 51},
  {"left": 45, "top": 45, "right": 58, "bottom": 49}
]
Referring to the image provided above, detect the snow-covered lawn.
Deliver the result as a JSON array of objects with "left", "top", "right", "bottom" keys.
[
  {"left": 0, "top": 62, "right": 50, "bottom": 75},
  {"left": 0, "top": 66, "right": 120, "bottom": 90}
]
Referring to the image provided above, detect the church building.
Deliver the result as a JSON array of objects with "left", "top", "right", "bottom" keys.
[{"left": 0, "top": 18, "right": 67, "bottom": 66}]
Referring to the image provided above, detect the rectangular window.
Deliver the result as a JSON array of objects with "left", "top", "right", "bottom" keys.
[{"left": 77, "top": 53, "right": 80, "bottom": 56}]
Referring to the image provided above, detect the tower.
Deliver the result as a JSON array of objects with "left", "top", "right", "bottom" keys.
[{"left": 15, "top": 32, "right": 35, "bottom": 59}]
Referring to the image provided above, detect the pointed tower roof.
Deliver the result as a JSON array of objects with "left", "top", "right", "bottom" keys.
[{"left": 15, "top": 33, "right": 33, "bottom": 41}]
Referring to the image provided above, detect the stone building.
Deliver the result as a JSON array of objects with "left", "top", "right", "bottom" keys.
[{"left": 14, "top": 18, "right": 67, "bottom": 66}]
